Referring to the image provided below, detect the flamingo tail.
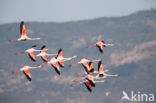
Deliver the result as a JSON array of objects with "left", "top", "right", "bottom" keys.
[
  {"left": 15, "top": 51, "right": 25, "bottom": 55},
  {"left": 69, "top": 62, "right": 78, "bottom": 67}
]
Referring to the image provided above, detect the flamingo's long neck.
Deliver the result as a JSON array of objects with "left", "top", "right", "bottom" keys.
[
  {"left": 33, "top": 49, "right": 41, "bottom": 52},
  {"left": 105, "top": 44, "right": 115, "bottom": 46},
  {"left": 29, "top": 66, "right": 40, "bottom": 69},
  {"left": 63, "top": 56, "right": 77, "bottom": 61},
  {"left": 29, "top": 38, "right": 41, "bottom": 40},
  {"left": 94, "top": 80, "right": 105, "bottom": 83},
  {"left": 46, "top": 53, "right": 57, "bottom": 56},
  {"left": 91, "top": 59, "right": 101, "bottom": 62},
  {"left": 103, "top": 72, "right": 118, "bottom": 77}
]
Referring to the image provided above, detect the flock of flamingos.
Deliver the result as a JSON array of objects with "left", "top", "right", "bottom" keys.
[{"left": 9, "top": 21, "right": 119, "bottom": 92}]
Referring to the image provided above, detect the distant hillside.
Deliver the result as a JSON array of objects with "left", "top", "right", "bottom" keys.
[{"left": 0, "top": 9, "right": 156, "bottom": 103}]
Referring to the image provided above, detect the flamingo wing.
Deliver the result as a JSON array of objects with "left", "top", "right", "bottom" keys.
[
  {"left": 86, "top": 78, "right": 95, "bottom": 87},
  {"left": 58, "top": 60, "right": 64, "bottom": 68},
  {"left": 82, "top": 62, "right": 90, "bottom": 74},
  {"left": 28, "top": 51, "right": 36, "bottom": 62},
  {"left": 84, "top": 81, "right": 92, "bottom": 92},
  {"left": 96, "top": 44, "right": 103, "bottom": 53},
  {"left": 41, "top": 45, "right": 46, "bottom": 52},
  {"left": 51, "top": 57, "right": 60, "bottom": 75},
  {"left": 98, "top": 60, "right": 104, "bottom": 77},
  {"left": 41, "top": 55, "right": 48, "bottom": 62},
  {"left": 23, "top": 69, "right": 31, "bottom": 81},
  {"left": 88, "top": 62, "right": 94, "bottom": 73},
  {"left": 20, "top": 21, "right": 26, "bottom": 36},
  {"left": 57, "top": 48, "right": 63, "bottom": 58}
]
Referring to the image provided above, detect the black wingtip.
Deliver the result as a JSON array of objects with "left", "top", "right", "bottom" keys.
[
  {"left": 58, "top": 48, "right": 62, "bottom": 53},
  {"left": 41, "top": 45, "right": 46, "bottom": 50},
  {"left": 32, "top": 45, "right": 37, "bottom": 48},
  {"left": 23, "top": 71, "right": 32, "bottom": 81}
]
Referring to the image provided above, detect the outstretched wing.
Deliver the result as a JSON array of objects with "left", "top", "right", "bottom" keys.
[
  {"left": 57, "top": 48, "right": 63, "bottom": 58},
  {"left": 51, "top": 57, "right": 60, "bottom": 75},
  {"left": 58, "top": 60, "right": 64, "bottom": 67},
  {"left": 98, "top": 60, "right": 104, "bottom": 74},
  {"left": 82, "top": 62, "right": 90, "bottom": 74},
  {"left": 23, "top": 69, "right": 31, "bottom": 81},
  {"left": 20, "top": 21, "right": 26, "bottom": 36},
  {"left": 84, "top": 81, "right": 92, "bottom": 92},
  {"left": 88, "top": 62, "right": 94, "bottom": 73},
  {"left": 97, "top": 44, "right": 103, "bottom": 53},
  {"left": 28, "top": 52, "right": 36, "bottom": 62},
  {"left": 41, "top": 55, "right": 48, "bottom": 62},
  {"left": 41, "top": 45, "right": 46, "bottom": 52}
]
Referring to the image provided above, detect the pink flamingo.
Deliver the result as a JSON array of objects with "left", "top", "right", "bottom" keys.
[
  {"left": 87, "top": 40, "right": 115, "bottom": 53},
  {"left": 38, "top": 56, "right": 61, "bottom": 75},
  {"left": 9, "top": 21, "right": 40, "bottom": 42},
  {"left": 36, "top": 45, "right": 57, "bottom": 62},
  {"left": 12, "top": 65, "right": 41, "bottom": 81},
  {"left": 56, "top": 48, "right": 78, "bottom": 67},
  {"left": 15, "top": 45, "right": 41, "bottom": 62},
  {"left": 71, "top": 75, "right": 105, "bottom": 92}
]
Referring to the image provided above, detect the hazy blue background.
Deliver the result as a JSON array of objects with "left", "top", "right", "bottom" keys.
[{"left": 0, "top": 0, "right": 156, "bottom": 24}]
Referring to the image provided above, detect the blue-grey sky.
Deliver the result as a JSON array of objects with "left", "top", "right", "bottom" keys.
[{"left": 0, "top": 0, "right": 156, "bottom": 24}]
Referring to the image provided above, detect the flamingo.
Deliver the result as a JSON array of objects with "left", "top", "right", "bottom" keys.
[
  {"left": 12, "top": 65, "right": 41, "bottom": 81},
  {"left": 16, "top": 45, "right": 41, "bottom": 62},
  {"left": 56, "top": 48, "right": 78, "bottom": 67},
  {"left": 76, "top": 61, "right": 95, "bottom": 76},
  {"left": 73, "top": 61, "right": 118, "bottom": 82},
  {"left": 9, "top": 21, "right": 40, "bottom": 42},
  {"left": 36, "top": 45, "right": 57, "bottom": 62},
  {"left": 70, "top": 58, "right": 101, "bottom": 74},
  {"left": 38, "top": 56, "right": 61, "bottom": 75},
  {"left": 87, "top": 40, "right": 115, "bottom": 53},
  {"left": 95, "top": 60, "right": 118, "bottom": 79},
  {"left": 71, "top": 75, "right": 105, "bottom": 92}
]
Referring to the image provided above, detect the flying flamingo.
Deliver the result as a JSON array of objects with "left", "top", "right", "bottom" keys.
[
  {"left": 12, "top": 65, "right": 41, "bottom": 81},
  {"left": 76, "top": 61, "right": 95, "bottom": 76},
  {"left": 56, "top": 48, "right": 78, "bottom": 67},
  {"left": 16, "top": 45, "right": 41, "bottom": 62},
  {"left": 38, "top": 56, "right": 61, "bottom": 75},
  {"left": 70, "top": 58, "right": 101, "bottom": 74},
  {"left": 71, "top": 75, "right": 105, "bottom": 92},
  {"left": 95, "top": 60, "right": 118, "bottom": 79},
  {"left": 87, "top": 40, "right": 115, "bottom": 53},
  {"left": 36, "top": 45, "right": 57, "bottom": 62},
  {"left": 9, "top": 21, "right": 40, "bottom": 42}
]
